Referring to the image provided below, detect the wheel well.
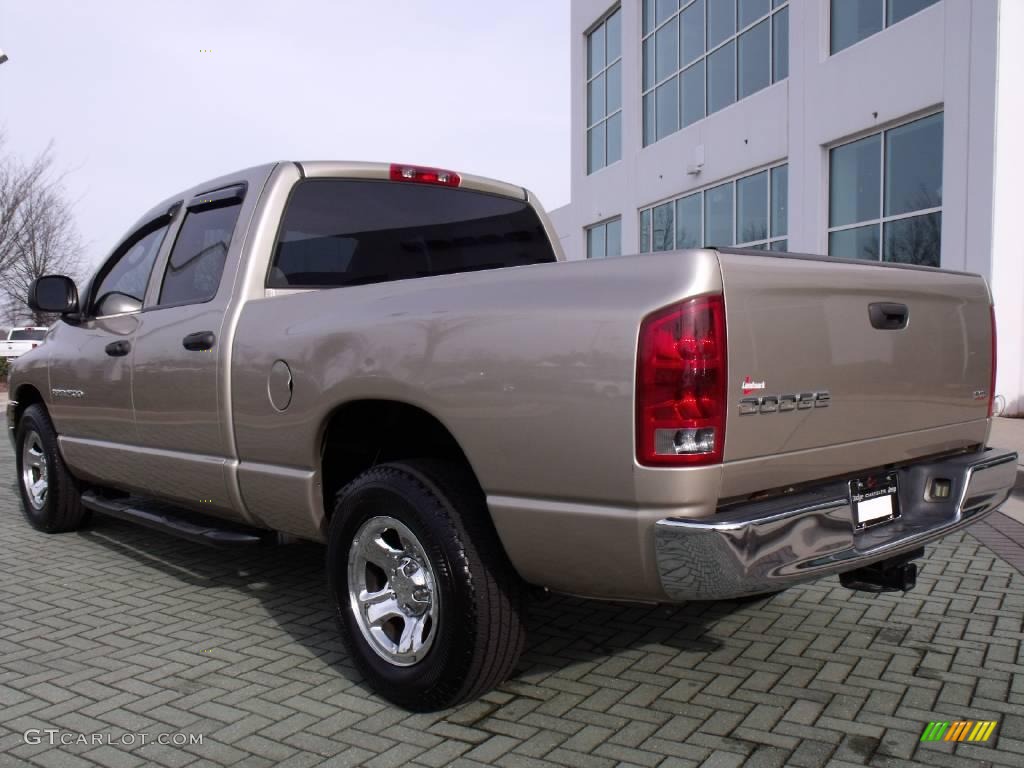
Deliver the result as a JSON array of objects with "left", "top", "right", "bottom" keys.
[
  {"left": 320, "top": 400, "right": 478, "bottom": 519},
  {"left": 12, "top": 384, "right": 45, "bottom": 426}
]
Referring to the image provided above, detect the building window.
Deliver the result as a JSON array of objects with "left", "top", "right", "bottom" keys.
[
  {"left": 586, "top": 218, "right": 622, "bottom": 259},
  {"left": 827, "top": 112, "right": 942, "bottom": 266},
  {"left": 639, "top": 162, "right": 788, "bottom": 251},
  {"left": 642, "top": 0, "right": 789, "bottom": 146},
  {"left": 830, "top": 0, "right": 941, "bottom": 55},
  {"left": 588, "top": 8, "right": 622, "bottom": 174}
]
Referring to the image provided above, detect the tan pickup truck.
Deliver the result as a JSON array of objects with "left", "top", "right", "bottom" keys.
[{"left": 7, "top": 161, "right": 1017, "bottom": 710}]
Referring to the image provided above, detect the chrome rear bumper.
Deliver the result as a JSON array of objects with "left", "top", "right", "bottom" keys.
[{"left": 655, "top": 447, "right": 1019, "bottom": 601}]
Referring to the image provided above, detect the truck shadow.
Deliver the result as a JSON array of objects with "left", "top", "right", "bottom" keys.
[{"left": 77, "top": 514, "right": 756, "bottom": 693}]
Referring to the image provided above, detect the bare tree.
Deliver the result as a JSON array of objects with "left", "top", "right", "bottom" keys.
[
  {"left": 4, "top": 186, "right": 84, "bottom": 325},
  {"left": 0, "top": 132, "right": 84, "bottom": 325}
]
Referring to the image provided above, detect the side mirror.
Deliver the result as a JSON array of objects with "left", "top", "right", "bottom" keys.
[{"left": 28, "top": 275, "right": 79, "bottom": 315}]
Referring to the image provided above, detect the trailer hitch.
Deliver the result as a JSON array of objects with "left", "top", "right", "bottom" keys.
[{"left": 839, "top": 548, "right": 924, "bottom": 593}]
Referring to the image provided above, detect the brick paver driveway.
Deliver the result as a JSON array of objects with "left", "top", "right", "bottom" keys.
[{"left": 1, "top": 440, "right": 1022, "bottom": 768}]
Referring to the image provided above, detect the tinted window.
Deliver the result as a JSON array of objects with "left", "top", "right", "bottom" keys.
[
  {"left": 736, "top": 170, "right": 768, "bottom": 245},
  {"left": 681, "top": 60, "right": 705, "bottom": 128},
  {"left": 830, "top": 0, "right": 883, "bottom": 54},
  {"left": 652, "top": 202, "right": 674, "bottom": 251},
  {"left": 771, "top": 165, "right": 788, "bottom": 238},
  {"left": 675, "top": 194, "right": 701, "bottom": 248},
  {"left": 269, "top": 181, "right": 557, "bottom": 289},
  {"left": 885, "top": 112, "right": 943, "bottom": 216},
  {"left": 681, "top": 0, "right": 704, "bottom": 65},
  {"left": 707, "top": 41, "right": 736, "bottom": 115},
  {"left": 704, "top": 182, "right": 734, "bottom": 247},
  {"left": 829, "top": 133, "right": 881, "bottom": 228},
  {"left": 158, "top": 203, "right": 240, "bottom": 305},
  {"left": 738, "top": 19, "right": 770, "bottom": 99},
  {"left": 829, "top": 224, "right": 879, "bottom": 261},
  {"left": 655, "top": 77, "right": 679, "bottom": 140},
  {"left": 92, "top": 224, "right": 169, "bottom": 315},
  {"left": 10, "top": 329, "right": 46, "bottom": 341}
]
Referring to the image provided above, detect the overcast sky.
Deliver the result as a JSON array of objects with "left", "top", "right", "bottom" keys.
[{"left": 0, "top": 0, "right": 570, "bottom": 270}]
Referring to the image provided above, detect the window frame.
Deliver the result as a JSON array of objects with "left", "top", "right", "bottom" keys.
[
  {"left": 87, "top": 207, "right": 179, "bottom": 320},
  {"left": 829, "top": 0, "right": 941, "bottom": 56},
  {"left": 642, "top": 0, "right": 789, "bottom": 147},
  {"left": 151, "top": 185, "right": 246, "bottom": 310},
  {"left": 586, "top": 216, "right": 623, "bottom": 259},
  {"left": 638, "top": 161, "right": 789, "bottom": 252},
  {"left": 586, "top": 6, "right": 623, "bottom": 174},
  {"left": 826, "top": 111, "right": 943, "bottom": 264}
]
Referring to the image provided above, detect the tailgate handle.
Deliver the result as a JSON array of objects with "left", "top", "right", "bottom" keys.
[{"left": 869, "top": 303, "right": 909, "bottom": 330}]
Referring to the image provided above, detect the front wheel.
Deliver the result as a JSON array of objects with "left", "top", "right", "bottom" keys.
[
  {"left": 15, "top": 404, "right": 88, "bottom": 533},
  {"left": 327, "top": 460, "right": 526, "bottom": 711}
]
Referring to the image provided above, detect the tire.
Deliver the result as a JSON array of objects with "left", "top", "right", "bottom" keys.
[
  {"left": 327, "top": 459, "right": 526, "bottom": 711},
  {"left": 15, "top": 403, "right": 88, "bottom": 533}
]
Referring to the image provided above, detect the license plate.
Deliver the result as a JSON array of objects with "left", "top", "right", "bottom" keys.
[{"left": 850, "top": 472, "right": 900, "bottom": 530}]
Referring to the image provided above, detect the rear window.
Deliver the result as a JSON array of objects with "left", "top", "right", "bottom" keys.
[
  {"left": 268, "top": 179, "right": 556, "bottom": 289},
  {"left": 9, "top": 329, "right": 46, "bottom": 341}
]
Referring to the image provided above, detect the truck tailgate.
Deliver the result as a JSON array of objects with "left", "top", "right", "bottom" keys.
[{"left": 717, "top": 251, "right": 992, "bottom": 482}]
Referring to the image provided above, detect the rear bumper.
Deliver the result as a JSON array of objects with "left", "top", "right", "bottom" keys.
[{"left": 655, "top": 447, "right": 1018, "bottom": 601}]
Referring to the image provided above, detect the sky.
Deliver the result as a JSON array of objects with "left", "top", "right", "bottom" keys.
[{"left": 0, "top": 0, "right": 570, "bottom": 270}]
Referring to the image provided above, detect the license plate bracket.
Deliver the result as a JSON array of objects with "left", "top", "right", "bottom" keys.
[{"left": 850, "top": 472, "right": 900, "bottom": 530}]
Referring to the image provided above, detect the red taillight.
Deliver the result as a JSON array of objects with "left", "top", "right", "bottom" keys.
[
  {"left": 990, "top": 305, "right": 997, "bottom": 417},
  {"left": 389, "top": 163, "right": 461, "bottom": 187},
  {"left": 636, "top": 295, "right": 727, "bottom": 467}
]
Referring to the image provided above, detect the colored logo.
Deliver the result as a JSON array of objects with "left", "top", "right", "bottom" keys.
[
  {"left": 920, "top": 721, "right": 997, "bottom": 743},
  {"left": 741, "top": 376, "right": 766, "bottom": 395}
]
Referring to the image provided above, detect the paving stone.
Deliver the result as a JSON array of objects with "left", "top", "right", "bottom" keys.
[{"left": 1, "top": 435, "right": 1023, "bottom": 768}]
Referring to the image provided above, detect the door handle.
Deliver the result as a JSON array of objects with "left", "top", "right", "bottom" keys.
[
  {"left": 105, "top": 340, "right": 131, "bottom": 357},
  {"left": 182, "top": 331, "right": 216, "bottom": 351},
  {"left": 868, "top": 302, "right": 909, "bottom": 330}
]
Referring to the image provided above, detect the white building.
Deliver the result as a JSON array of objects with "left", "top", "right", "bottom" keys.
[{"left": 549, "top": 0, "right": 1024, "bottom": 415}]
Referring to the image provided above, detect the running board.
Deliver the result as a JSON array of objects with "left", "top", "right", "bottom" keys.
[{"left": 80, "top": 491, "right": 277, "bottom": 548}]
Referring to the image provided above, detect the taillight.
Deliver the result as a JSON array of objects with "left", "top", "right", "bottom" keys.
[
  {"left": 636, "top": 295, "right": 727, "bottom": 466},
  {"left": 389, "top": 163, "right": 461, "bottom": 187},
  {"left": 990, "top": 305, "right": 997, "bottom": 417}
]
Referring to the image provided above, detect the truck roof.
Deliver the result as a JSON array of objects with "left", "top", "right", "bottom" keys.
[{"left": 123, "top": 161, "right": 532, "bottom": 255}]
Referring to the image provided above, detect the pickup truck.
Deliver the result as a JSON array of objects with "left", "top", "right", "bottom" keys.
[
  {"left": 7, "top": 161, "right": 1017, "bottom": 711},
  {"left": 2, "top": 326, "right": 48, "bottom": 359}
]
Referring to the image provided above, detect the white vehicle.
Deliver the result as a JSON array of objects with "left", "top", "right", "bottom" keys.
[{"left": 2, "top": 327, "right": 48, "bottom": 359}]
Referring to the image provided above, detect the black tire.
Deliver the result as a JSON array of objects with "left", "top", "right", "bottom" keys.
[
  {"left": 327, "top": 459, "right": 526, "bottom": 711},
  {"left": 15, "top": 404, "right": 88, "bottom": 533}
]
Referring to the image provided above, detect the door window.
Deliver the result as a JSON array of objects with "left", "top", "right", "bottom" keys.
[
  {"left": 158, "top": 200, "right": 242, "bottom": 306},
  {"left": 92, "top": 223, "right": 169, "bottom": 317}
]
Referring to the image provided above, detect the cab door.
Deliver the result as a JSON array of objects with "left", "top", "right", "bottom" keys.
[
  {"left": 47, "top": 209, "right": 180, "bottom": 486},
  {"left": 129, "top": 184, "right": 248, "bottom": 519}
]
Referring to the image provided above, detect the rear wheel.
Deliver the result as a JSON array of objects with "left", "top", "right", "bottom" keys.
[
  {"left": 327, "top": 460, "right": 525, "bottom": 711},
  {"left": 15, "top": 404, "right": 88, "bottom": 533}
]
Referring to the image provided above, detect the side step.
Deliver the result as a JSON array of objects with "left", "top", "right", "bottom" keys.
[{"left": 80, "top": 491, "right": 278, "bottom": 548}]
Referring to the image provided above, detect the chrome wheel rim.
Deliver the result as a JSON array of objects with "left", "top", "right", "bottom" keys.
[
  {"left": 348, "top": 516, "right": 439, "bottom": 667},
  {"left": 21, "top": 430, "right": 48, "bottom": 510}
]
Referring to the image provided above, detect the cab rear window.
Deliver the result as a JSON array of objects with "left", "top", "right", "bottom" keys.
[{"left": 268, "top": 179, "right": 556, "bottom": 289}]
